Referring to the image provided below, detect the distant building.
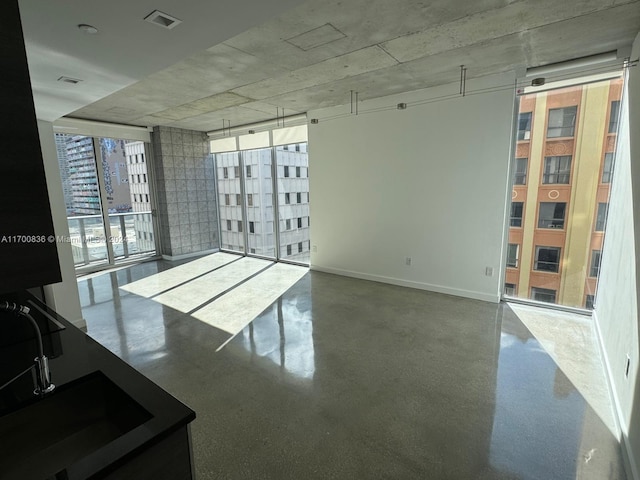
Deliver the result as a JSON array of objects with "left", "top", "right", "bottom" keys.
[
  {"left": 506, "top": 78, "right": 622, "bottom": 309},
  {"left": 124, "top": 141, "right": 155, "bottom": 254}
]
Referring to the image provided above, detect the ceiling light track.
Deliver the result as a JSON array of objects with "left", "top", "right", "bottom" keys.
[{"left": 525, "top": 51, "right": 618, "bottom": 78}]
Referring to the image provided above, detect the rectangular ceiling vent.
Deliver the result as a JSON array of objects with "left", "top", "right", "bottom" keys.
[
  {"left": 57, "top": 76, "right": 82, "bottom": 85},
  {"left": 144, "top": 10, "right": 182, "bottom": 29}
]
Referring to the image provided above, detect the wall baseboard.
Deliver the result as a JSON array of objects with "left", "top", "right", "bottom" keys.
[
  {"left": 593, "top": 310, "right": 638, "bottom": 480},
  {"left": 162, "top": 248, "right": 219, "bottom": 262},
  {"left": 310, "top": 265, "right": 500, "bottom": 304}
]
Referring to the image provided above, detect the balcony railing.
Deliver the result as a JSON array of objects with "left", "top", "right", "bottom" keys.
[{"left": 67, "top": 211, "right": 156, "bottom": 267}]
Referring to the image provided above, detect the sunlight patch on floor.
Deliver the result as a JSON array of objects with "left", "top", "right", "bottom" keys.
[
  {"left": 153, "top": 257, "right": 272, "bottom": 313},
  {"left": 508, "top": 302, "right": 618, "bottom": 437},
  {"left": 119, "top": 252, "right": 239, "bottom": 297},
  {"left": 192, "top": 262, "right": 308, "bottom": 337}
]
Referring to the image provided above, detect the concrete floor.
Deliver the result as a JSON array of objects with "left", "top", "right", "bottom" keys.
[{"left": 78, "top": 254, "right": 627, "bottom": 480}]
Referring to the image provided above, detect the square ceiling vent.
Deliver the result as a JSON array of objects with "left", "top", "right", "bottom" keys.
[{"left": 144, "top": 10, "right": 182, "bottom": 29}]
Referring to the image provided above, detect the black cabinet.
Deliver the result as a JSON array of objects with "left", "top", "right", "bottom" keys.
[{"left": 0, "top": 0, "right": 62, "bottom": 293}]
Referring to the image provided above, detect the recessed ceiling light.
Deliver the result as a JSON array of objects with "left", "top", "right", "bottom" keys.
[
  {"left": 144, "top": 10, "right": 182, "bottom": 29},
  {"left": 78, "top": 24, "right": 98, "bottom": 34},
  {"left": 58, "top": 76, "right": 83, "bottom": 85}
]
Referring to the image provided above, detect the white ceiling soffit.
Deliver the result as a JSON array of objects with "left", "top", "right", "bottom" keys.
[
  {"left": 61, "top": 0, "right": 640, "bottom": 130},
  {"left": 18, "top": 0, "right": 309, "bottom": 121}
]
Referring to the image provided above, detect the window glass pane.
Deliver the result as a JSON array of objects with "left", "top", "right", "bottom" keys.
[
  {"left": 609, "top": 100, "right": 620, "bottom": 133},
  {"left": 543, "top": 156, "right": 572, "bottom": 184},
  {"left": 504, "top": 79, "right": 621, "bottom": 309},
  {"left": 514, "top": 158, "right": 528, "bottom": 185},
  {"left": 595, "top": 203, "right": 608, "bottom": 231},
  {"left": 216, "top": 152, "right": 245, "bottom": 254},
  {"left": 277, "top": 143, "right": 310, "bottom": 264},
  {"left": 510, "top": 202, "right": 523, "bottom": 227},
  {"left": 531, "top": 287, "right": 557, "bottom": 304},
  {"left": 589, "top": 250, "right": 601, "bottom": 278},
  {"left": 602, "top": 153, "right": 614, "bottom": 184},
  {"left": 243, "top": 148, "right": 275, "bottom": 258},
  {"left": 504, "top": 283, "right": 517, "bottom": 296},
  {"left": 538, "top": 202, "right": 566, "bottom": 229},
  {"left": 517, "top": 112, "right": 532, "bottom": 140},
  {"left": 534, "top": 246, "right": 561, "bottom": 272},
  {"left": 507, "top": 244, "right": 519, "bottom": 268},
  {"left": 547, "top": 106, "right": 577, "bottom": 138}
]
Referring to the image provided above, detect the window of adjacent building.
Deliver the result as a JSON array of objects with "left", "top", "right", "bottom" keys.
[
  {"left": 286, "top": 219, "right": 291, "bottom": 230},
  {"left": 531, "top": 287, "right": 557, "bottom": 304},
  {"left": 238, "top": 220, "right": 243, "bottom": 233},
  {"left": 538, "top": 202, "right": 566, "bottom": 229},
  {"left": 251, "top": 248, "right": 256, "bottom": 254},
  {"left": 285, "top": 193, "right": 290, "bottom": 204},
  {"left": 590, "top": 250, "right": 602, "bottom": 278},
  {"left": 298, "top": 242, "right": 303, "bottom": 253},
  {"left": 246, "top": 165, "right": 252, "bottom": 178},
  {"left": 542, "top": 155, "right": 572, "bottom": 184},
  {"left": 284, "top": 166, "right": 290, "bottom": 177},
  {"left": 547, "top": 106, "right": 577, "bottom": 138},
  {"left": 234, "top": 166, "right": 240, "bottom": 178},
  {"left": 602, "top": 153, "right": 614, "bottom": 184},
  {"left": 247, "top": 194, "right": 253, "bottom": 206},
  {"left": 226, "top": 220, "right": 232, "bottom": 230},
  {"left": 518, "top": 112, "right": 532, "bottom": 140},
  {"left": 236, "top": 194, "right": 241, "bottom": 205},
  {"left": 249, "top": 221, "right": 255, "bottom": 234},
  {"left": 504, "top": 283, "right": 517, "bottom": 296},
  {"left": 297, "top": 192, "right": 302, "bottom": 203},
  {"left": 585, "top": 295, "right": 595, "bottom": 310},
  {"left": 223, "top": 167, "right": 228, "bottom": 179},
  {"left": 609, "top": 100, "right": 620, "bottom": 133},
  {"left": 514, "top": 158, "right": 528, "bottom": 185},
  {"left": 534, "top": 246, "right": 561, "bottom": 273},
  {"left": 287, "top": 244, "right": 292, "bottom": 255},
  {"left": 595, "top": 203, "right": 608, "bottom": 231},
  {"left": 225, "top": 194, "right": 230, "bottom": 205},
  {"left": 296, "top": 166, "right": 301, "bottom": 177},
  {"left": 297, "top": 217, "right": 302, "bottom": 228},
  {"left": 510, "top": 202, "right": 523, "bottom": 227},
  {"left": 507, "top": 244, "right": 519, "bottom": 268}
]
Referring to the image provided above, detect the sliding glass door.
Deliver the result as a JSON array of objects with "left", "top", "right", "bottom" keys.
[{"left": 55, "top": 134, "right": 157, "bottom": 270}]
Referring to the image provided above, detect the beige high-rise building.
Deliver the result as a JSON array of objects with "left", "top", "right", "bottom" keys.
[{"left": 505, "top": 78, "right": 622, "bottom": 310}]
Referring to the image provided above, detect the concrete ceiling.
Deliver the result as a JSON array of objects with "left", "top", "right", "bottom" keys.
[
  {"left": 32, "top": 0, "right": 640, "bottom": 130},
  {"left": 19, "top": 0, "right": 308, "bottom": 121}
]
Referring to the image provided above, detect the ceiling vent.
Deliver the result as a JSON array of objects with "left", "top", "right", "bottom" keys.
[
  {"left": 144, "top": 10, "right": 182, "bottom": 29},
  {"left": 57, "top": 76, "right": 82, "bottom": 85}
]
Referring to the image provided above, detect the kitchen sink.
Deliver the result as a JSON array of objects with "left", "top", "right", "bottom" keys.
[{"left": 0, "top": 371, "right": 152, "bottom": 479}]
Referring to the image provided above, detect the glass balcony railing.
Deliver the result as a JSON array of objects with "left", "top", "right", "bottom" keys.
[{"left": 67, "top": 211, "right": 156, "bottom": 267}]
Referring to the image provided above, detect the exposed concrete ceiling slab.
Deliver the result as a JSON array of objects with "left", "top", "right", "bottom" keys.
[
  {"left": 20, "top": 0, "right": 310, "bottom": 121},
  {"left": 63, "top": 0, "right": 640, "bottom": 132}
]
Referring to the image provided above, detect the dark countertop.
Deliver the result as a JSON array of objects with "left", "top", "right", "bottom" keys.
[{"left": 0, "top": 291, "right": 196, "bottom": 480}]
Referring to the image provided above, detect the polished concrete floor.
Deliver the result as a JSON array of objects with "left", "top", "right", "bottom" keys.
[{"left": 78, "top": 254, "right": 627, "bottom": 479}]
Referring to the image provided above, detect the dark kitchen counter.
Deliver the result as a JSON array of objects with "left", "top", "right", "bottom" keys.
[{"left": 0, "top": 291, "right": 196, "bottom": 480}]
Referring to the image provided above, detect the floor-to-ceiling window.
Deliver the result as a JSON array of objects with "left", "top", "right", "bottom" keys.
[
  {"left": 54, "top": 134, "right": 157, "bottom": 270},
  {"left": 213, "top": 129, "right": 310, "bottom": 266},
  {"left": 503, "top": 75, "right": 623, "bottom": 310}
]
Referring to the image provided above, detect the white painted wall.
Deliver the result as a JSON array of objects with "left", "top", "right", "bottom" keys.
[
  {"left": 37, "top": 120, "right": 84, "bottom": 328},
  {"left": 594, "top": 32, "right": 640, "bottom": 480},
  {"left": 308, "top": 73, "right": 515, "bottom": 302}
]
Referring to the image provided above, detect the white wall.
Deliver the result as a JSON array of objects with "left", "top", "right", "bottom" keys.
[
  {"left": 594, "top": 32, "right": 640, "bottom": 479},
  {"left": 308, "top": 73, "right": 515, "bottom": 302},
  {"left": 37, "top": 120, "right": 84, "bottom": 328}
]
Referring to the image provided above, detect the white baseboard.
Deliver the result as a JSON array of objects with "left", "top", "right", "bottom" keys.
[
  {"left": 593, "top": 310, "right": 638, "bottom": 480},
  {"left": 162, "top": 248, "right": 219, "bottom": 262},
  {"left": 309, "top": 264, "right": 500, "bottom": 303}
]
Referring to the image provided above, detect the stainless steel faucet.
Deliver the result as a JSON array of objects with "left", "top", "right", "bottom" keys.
[{"left": 1, "top": 301, "right": 55, "bottom": 396}]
